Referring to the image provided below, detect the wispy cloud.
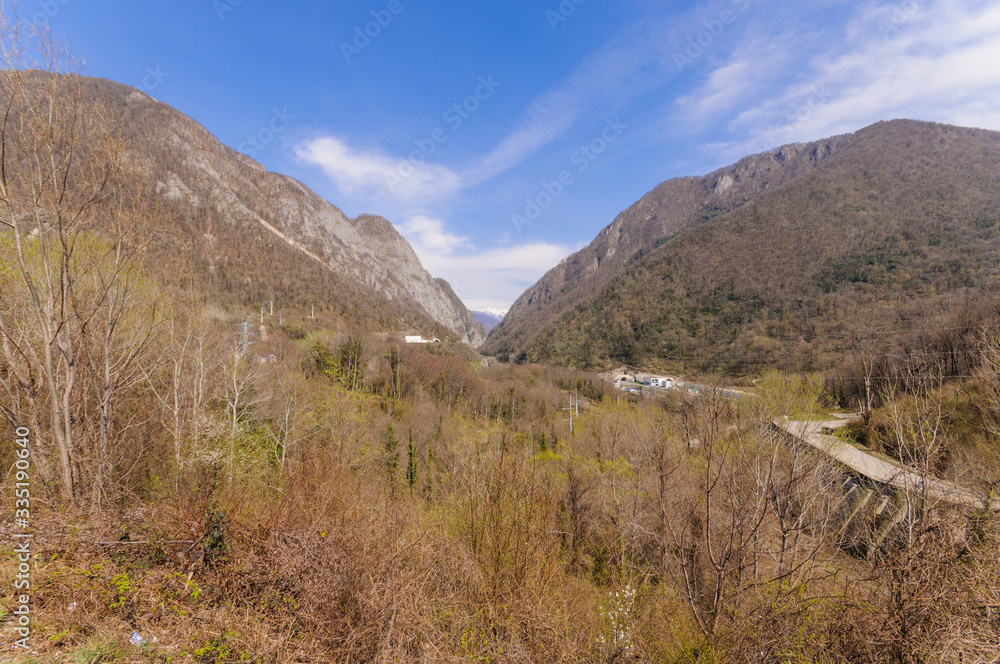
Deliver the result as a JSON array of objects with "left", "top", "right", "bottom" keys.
[
  {"left": 397, "top": 215, "right": 573, "bottom": 311},
  {"left": 296, "top": 30, "right": 664, "bottom": 207},
  {"left": 294, "top": 137, "right": 461, "bottom": 203},
  {"left": 293, "top": 139, "right": 576, "bottom": 308},
  {"left": 398, "top": 215, "right": 472, "bottom": 255},
  {"left": 464, "top": 26, "right": 666, "bottom": 184},
  {"left": 291, "top": 7, "right": 698, "bottom": 309},
  {"left": 687, "top": 0, "right": 1000, "bottom": 159},
  {"left": 296, "top": 3, "right": 743, "bottom": 207},
  {"left": 302, "top": 1, "right": 912, "bottom": 309},
  {"left": 672, "top": 26, "right": 808, "bottom": 128}
]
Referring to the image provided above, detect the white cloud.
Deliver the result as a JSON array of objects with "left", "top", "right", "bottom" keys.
[
  {"left": 464, "top": 29, "right": 664, "bottom": 184},
  {"left": 296, "top": 26, "right": 667, "bottom": 205},
  {"left": 295, "top": 136, "right": 461, "bottom": 203},
  {"left": 297, "top": 5, "right": 731, "bottom": 204},
  {"left": 687, "top": 0, "right": 1000, "bottom": 159},
  {"left": 398, "top": 215, "right": 472, "bottom": 255},
  {"left": 396, "top": 215, "right": 573, "bottom": 310},
  {"left": 291, "top": 13, "right": 684, "bottom": 309},
  {"left": 672, "top": 27, "right": 808, "bottom": 127},
  {"left": 463, "top": 3, "right": 759, "bottom": 184}
]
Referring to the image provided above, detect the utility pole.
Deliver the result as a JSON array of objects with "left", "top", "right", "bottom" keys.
[
  {"left": 270, "top": 300, "right": 273, "bottom": 317},
  {"left": 234, "top": 320, "right": 259, "bottom": 358},
  {"left": 260, "top": 306, "right": 264, "bottom": 324},
  {"left": 562, "top": 391, "right": 577, "bottom": 435},
  {"left": 311, "top": 304, "right": 315, "bottom": 319}
]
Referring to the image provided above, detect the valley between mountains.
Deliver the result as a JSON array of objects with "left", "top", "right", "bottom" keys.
[{"left": 6, "top": 56, "right": 1000, "bottom": 664}]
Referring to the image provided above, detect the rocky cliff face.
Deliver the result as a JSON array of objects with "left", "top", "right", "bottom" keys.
[
  {"left": 84, "top": 76, "right": 484, "bottom": 344},
  {"left": 432, "top": 278, "right": 487, "bottom": 346}
]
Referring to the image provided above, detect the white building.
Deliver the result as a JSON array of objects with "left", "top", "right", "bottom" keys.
[
  {"left": 642, "top": 375, "right": 675, "bottom": 389},
  {"left": 404, "top": 335, "right": 439, "bottom": 344}
]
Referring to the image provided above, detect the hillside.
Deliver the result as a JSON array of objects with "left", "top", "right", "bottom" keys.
[
  {"left": 484, "top": 120, "right": 1000, "bottom": 372},
  {"left": 64, "top": 73, "right": 485, "bottom": 344}
]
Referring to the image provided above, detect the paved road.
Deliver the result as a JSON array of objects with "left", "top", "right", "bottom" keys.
[
  {"left": 617, "top": 376, "right": 998, "bottom": 511},
  {"left": 777, "top": 419, "right": 1000, "bottom": 511}
]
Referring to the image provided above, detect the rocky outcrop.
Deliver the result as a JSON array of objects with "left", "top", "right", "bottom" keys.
[
  {"left": 87, "top": 76, "right": 483, "bottom": 344},
  {"left": 434, "top": 279, "right": 487, "bottom": 346}
]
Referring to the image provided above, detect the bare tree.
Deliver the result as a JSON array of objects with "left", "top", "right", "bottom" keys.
[
  {"left": 76, "top": 213, "right": 164, "bottom": 509},
  {"left": 0, "top": 12, "right": 171, "bottom": 508},
  {"left": 849, "top": 309, "right": 894, "bottom": 420},
  {"left": 0, "top": 16, "right": 158, "bottom": 505},
  {"left": 143, "top": 314, "right": 220, "bottom": 493},
  {"left": 649, "top": 375, "right": 841, "bottom": 649},
  {"left": 223, "top": 345, "right": 261, "bottom": 484},
  {"left": 387, "top": 344, "right": 403, "bottom": 406},
  {"left": 259, "top": 354, "right": 309, "bottom": 475}
]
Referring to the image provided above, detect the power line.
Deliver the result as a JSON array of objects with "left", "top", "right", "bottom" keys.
[{"left": 233, "top": 320, "right": 259, "bottom": 357}]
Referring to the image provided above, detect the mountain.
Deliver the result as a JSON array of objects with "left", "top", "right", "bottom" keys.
[
  {"left": 471, "top": 309, "right": 505, "bottom": 334},
  {"left": 483, "top": 120, "right": 1000, "bottom": 372},
  {"left": 433, "top": 278, "right": 487, "bottom": 342},
  {"left": 66, "top": 73, "right": 485, "bottom": 345}
]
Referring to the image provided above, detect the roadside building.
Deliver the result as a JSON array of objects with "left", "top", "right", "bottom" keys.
[
  {"left": 641, "top": 375, "right": 675, "bottom": 389},
  {"left": 405, "top": 335, "right": 440, "bottom": 344}
]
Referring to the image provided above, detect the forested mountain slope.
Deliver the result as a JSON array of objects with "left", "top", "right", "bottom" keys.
[{"left": 484, "top": 120, "right": 1000, "bottom": 372}]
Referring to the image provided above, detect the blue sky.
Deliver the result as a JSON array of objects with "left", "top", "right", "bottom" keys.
[{"left": 34, "top": 0, "right": 1000, "bottom": 311}]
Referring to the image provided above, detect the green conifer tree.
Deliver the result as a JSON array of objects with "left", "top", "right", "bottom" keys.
[
  {"left": 385, "top": 422, "right": 399, "bottom": 475},
  {"left": 406, "top": 429, "right": 417, "bottom": 492}
]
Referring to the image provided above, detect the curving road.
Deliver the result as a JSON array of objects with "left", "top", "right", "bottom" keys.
[
  {"left": 777, "top": 418, "right": 1000, "bottom": 511},
  {"left": 614, "top": 373, "right": 998, "bottom": 511}
]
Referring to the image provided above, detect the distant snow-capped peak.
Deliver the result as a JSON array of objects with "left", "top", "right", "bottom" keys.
[{"left": 474, "top": 308, "right": 507, "bottom": 319}]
